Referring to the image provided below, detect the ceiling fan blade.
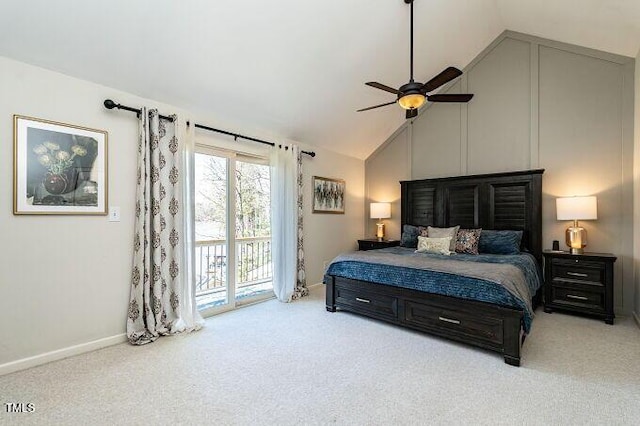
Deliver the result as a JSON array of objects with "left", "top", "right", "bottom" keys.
[
  {"left": 427, "top": 94, "right": 474, "bottom": 103},
  {"left": 406, "top": 109, "right": 418, "bottom": 119},
  {"left": 357, "top": 101, "right": 397, "bottom": 112},
  {"left": 422, "top": 67, "right": 463, "bottom": 93},
  {"left": 365, "top": 82, "right": 401, "bottom": 95}
]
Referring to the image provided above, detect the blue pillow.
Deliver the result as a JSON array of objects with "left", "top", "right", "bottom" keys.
[
  {"left": 478, "top": 230, "right": 523, "bottom": 255},
  {"left": 400, "top": 225, "right": 420, "bottom": 248}
]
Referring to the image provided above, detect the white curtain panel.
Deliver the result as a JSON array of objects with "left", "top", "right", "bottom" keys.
[
  {"left": 270, "top": 145, "right": 308, "bottom": 302},
  {"left": 177, "top": 120, "right": 205, "bottom": 331},
  {"left": 127, "top": 108, "right": 203, "bottom": 345}
]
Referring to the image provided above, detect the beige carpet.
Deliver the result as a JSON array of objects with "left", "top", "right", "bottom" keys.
[{"left": 2, "top": 285, "right": 640, "bottom": 425}]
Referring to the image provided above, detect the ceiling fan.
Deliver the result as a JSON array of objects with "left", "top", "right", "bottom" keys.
[{"left": 358, "top": 0, "right": 474, "bottom": 119}]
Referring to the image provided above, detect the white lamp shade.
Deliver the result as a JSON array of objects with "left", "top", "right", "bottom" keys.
[
  {"left": 370, "top": 202, "right": 391, "bottom": 219},
  {"left": 556, "top": 196, "right": 598, "bottom": 221}
]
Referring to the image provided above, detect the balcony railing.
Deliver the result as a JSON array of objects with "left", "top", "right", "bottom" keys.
[{"left": 195, "top": 236, "right": 272, "bottom": 301}]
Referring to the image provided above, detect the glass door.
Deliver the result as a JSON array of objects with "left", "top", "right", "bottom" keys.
[
  {"left": 194, "top": 151, "right": 232, "bottom": 309},
  {"left": 194, "top": 147, "right": 273, "bottom": 313},
  {"left": 234, "top": 158, "right": 272, "bottom": 303}
]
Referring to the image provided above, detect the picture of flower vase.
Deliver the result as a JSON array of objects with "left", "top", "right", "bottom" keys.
[
  {"left": 13, "top": 115, "right": 108, "bottom": 215},
  {"left": 43, "top": 169, "right": 79, "bottom": 195}
]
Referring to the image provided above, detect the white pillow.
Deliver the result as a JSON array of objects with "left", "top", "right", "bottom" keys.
[
  {"left": 415, "top": 236, "right": 453, "bottom": 255},
  {"left": 427, "top": 226, "right": 460, "bottom": 251}
]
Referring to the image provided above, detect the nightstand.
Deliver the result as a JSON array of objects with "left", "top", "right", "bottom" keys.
[
  {"left": 542, "top": 250, "right": 616, "bottom": 324},
  {"left": 357, "top": 238, "right": 400, "bottom": 251}
]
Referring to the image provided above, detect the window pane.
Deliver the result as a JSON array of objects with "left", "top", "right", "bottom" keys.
[
  {"left": 235, "top": 161, "right": 272, "bottom": 300},
  {"left": 194, "top": 153, "right": 228, "bottom": 308}
]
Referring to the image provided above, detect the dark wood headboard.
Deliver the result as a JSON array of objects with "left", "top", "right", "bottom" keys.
[{"left": 400, "top": 169, "right": 544, "bottom": 264}]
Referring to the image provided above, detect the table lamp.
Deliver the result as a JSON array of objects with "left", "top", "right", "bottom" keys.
[
  {"left": 556, "top": 196, "right": 597, "bottom": 254},
  {"left": 370, "top": 202, "right": 391, "bottom": 240}
]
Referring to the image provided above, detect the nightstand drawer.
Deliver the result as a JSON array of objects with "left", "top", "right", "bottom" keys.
[
  {"left": 550, "top": 286, "right": 604, "bottom": 311},
  {"left": 551, "top": 260, "right": 604, "bottom": 285},
  {"left": 335, "top": 286, "right": 398, "bottom": 320},
  {"left": 359, "top": 240, "right": 379, "bottom": 251},
  {"left": 357, "top": 239, "right": 400, "bottom": 251}
]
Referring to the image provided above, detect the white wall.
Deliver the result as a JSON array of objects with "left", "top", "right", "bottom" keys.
[
  {"left": 365, "top": 127, "right": 410, "bottom": 240},
  {"left": 0, "top": 56, "right": 364, "bottom": 371},
  {"left": 634, "top": 47, "right": 640, "bottom": 323},
  {"left": 304, "top": 147, "right": 365, "bottom": 280},
  {"left": 365, "top": 31, "right": 636, "bottom": 314}
]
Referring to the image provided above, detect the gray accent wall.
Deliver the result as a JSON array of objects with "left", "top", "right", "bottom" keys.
[
  {"left": 365, "top": 31, "right": 635, "bottom": 314},
  {"left": 467, "top": 38, "right": 532, "bottom": 174}
]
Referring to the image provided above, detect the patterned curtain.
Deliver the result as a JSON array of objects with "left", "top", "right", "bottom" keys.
[
  {"left": 270, "top": 145, "right": 308, "bottom": 302},
  {"left": 292, "top": 146, "right": 308, "bottom": 300},
  {"left": 127, "top": 108, "right": 203, "bottom": 344}
]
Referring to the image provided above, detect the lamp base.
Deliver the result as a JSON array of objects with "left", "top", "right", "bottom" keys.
[
  {"left": 376, "top": 222, "right": 385, "bottom": 240},
  {"left": 566, "top": 224, "right": 587, "bottom": 255}
]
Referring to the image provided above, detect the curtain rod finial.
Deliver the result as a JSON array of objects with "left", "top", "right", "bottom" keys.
[{"left": 104, "top": 99, "right": 118, "bottom": 110}]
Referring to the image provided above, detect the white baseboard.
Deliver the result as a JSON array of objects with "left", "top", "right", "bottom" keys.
[
  {"left": 633, "top": 311, "right": 640, "bottom": 330},
  {"left": 0, "top": 333, "right": 127, "bottom": 377}
]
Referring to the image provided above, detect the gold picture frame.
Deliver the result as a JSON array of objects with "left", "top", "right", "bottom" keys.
[
  {"left": 13, "top": 115, "right": 108, "bottom": 215},
  {"left": 312, "top": 176, "right": 345, "bottom": 214}
]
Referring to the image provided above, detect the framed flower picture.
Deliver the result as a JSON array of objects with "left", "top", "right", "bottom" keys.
[
  {"left": 312, "top": 176, "right": 345, "bottom": 214},
  {"left": 13, "top": 115, "right": 108, "bottom": 215}
]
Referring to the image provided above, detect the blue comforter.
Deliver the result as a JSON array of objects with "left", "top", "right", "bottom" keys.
[{"left": 325, "top": 247, "right": 542, "bottom": 332}]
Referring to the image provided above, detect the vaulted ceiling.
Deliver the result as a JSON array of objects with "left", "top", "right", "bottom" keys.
[{"left": 0, "top": 0, "right": 639, "bottom": 159}]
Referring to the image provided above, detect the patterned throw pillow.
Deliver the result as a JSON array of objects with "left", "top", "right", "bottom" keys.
[
  {"left": 400, "top": 224, "right": 420, "bottom": 248},
  {"left": 455, "top": 228, "right": 482, "bottom": 254},
  {"left": 415, "top": 236, "right": 453, "bottom": 255},
  {"left": 427, "top": 226, "right": 460, "bottom": 252}
]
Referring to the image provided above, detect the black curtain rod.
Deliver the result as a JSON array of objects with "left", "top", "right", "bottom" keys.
[{"left": 103, "top": 99, "right": 316, "bottom": 157}]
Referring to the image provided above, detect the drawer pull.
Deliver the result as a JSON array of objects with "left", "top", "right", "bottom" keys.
[
  {"left": 355, "top": 297, "right": 370, "bottom": 304},
  {"left": 566, "top": 294, "right": 589, "bottom": 301},
  {"left": 438, "top": 316, "right": 461, "bottom": 325},
  {"left": 567, "top": 272, "right": 588, "bottom": 277}
]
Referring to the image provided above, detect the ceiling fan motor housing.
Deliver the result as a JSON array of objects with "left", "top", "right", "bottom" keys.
[
  {"left": 398, "top": 81, "right": 425, "bottom": 110},
  {"left": 398, "top": 81, "right": 423, "bottom": 96}
]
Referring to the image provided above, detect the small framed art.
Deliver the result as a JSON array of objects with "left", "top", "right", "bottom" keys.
[
  {"left": 312, "top": 176, "right": 345, "bottom": 214},
  {"left": 13, "top": 115, "right": 108, "bottom": 215}
]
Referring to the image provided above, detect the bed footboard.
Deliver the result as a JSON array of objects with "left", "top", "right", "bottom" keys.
[{"left": 324, "top": 275, "right": 524, "bottom": 366}]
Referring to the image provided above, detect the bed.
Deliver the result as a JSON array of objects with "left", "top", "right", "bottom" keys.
[{"left": 324, "top": 169, "right": 544, "bottom": 366}]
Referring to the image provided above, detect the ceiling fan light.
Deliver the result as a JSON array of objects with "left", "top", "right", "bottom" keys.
[{"left": 398, "top": 93, "right": 425, "bottom": 110}]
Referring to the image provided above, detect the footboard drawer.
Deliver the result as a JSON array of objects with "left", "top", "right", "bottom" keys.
[
  {"left": 404, "top": 299, "right": 503, "bottom": 346},
  {"left": 335, "top": 285, "right": 398, "bottom": 320}
]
